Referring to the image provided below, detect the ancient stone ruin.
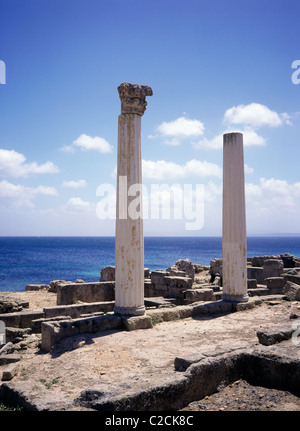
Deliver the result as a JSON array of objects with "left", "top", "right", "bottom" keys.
[{"left": 0, "top": 85, "right": 300, "bottom": 410}]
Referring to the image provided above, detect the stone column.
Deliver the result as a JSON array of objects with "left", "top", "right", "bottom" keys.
[
  {"left": 222, "top": 132, "right": 248, "bottom": 302},
  {"left": 114, "top": 82, "right": 153, "bottom": 316}
]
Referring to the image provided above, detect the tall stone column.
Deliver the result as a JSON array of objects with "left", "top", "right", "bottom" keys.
[
  {"left": 222, "top": 132, "right": 248, "bottom": 302},
  {"left": 114, "top": 82, "right": 153, "bottom": 316}
]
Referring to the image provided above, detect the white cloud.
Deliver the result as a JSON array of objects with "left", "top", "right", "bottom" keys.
[
  {"left": 0, "top": 149, "right": 59, "bottom": 178},
  {"left": 193, "top": 129, "right": 265, "bottom": 150},
  {"left": 61, "top": 134, "right": 112, "bottom": 153},
  {"left": 61, "top": 179, "right": 87, "bottom": 188},
  {"left": 0, "top": 180, "right": 58, "bottom": 207},
  {"left": 142, "top": 159, "right": 222, "bottom": 180},
  {"left": 244, "top": 164, "right": 254, "bottom": 174},
  {"left": 154, "top": 116, "right": 205, "bottom": 146},
  {"left": 65, "top": 197, "right": 90, "bottom": 211},
  {"left": 224, "top": 103, "right": 291, "bottom": 128},
  {"left": 246, "top": 177, "right": 300, "bottom": 208}
]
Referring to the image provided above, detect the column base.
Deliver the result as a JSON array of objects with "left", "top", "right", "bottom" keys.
[
  {"left": 222, "top": 293, "right": 249, "bottom": 303},
  {"left": 114, "top": 305, "right": 146, "bottom": 316}
]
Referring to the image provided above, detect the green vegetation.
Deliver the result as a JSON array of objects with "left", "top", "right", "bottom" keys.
[{"left": 0, "top": 402, "right": 22, "bottom": 411}]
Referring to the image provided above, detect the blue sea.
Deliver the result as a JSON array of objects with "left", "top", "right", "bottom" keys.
[{"left": 1, "top": 236, "right": 300, "bottom": 292}]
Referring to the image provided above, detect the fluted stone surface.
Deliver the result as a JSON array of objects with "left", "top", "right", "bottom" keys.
[
  {"left": 114, "top": 83, "right": 152, "bottom": 316},
  {"left": 222, "top": 132, "right": 248, "bottom": 302}
]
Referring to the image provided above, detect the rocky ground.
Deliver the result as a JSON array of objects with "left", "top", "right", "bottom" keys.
[{"left": 0, "top": 289, "right": 300, "bottom": 411}]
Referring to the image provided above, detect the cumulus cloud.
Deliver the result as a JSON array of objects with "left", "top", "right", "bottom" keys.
[
  {"left": 153, "top": 116, "right": 205, "bottom": 146},
  {"left": 61, "top": 134, "right": 112, "bottom": 153},
  {"left": 142, "top": 159, "right": 222, "bottom": 180},
  {"left": 0, "top": 149, "right": 59, "bottom": 178},
  {"left": 193, "top": 129, "right": 265, "bottom": 150},
  {"left": 224, "top": 103, "right": 292, "bottom": 128},
  {"left": 246, "top": 177, "right": 300, "bottom": 208},
  {"left": 0, "top": 179, "right": 58, "bottom": 207},
  {"left": 61, "top": 179, "right": 87, "bottom": 188},
  {"left": 65, "top": 197, "right": 90, "bottom": 211}
]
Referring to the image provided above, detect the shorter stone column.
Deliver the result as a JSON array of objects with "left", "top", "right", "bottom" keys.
[{"left": 222, "top": 132, "right": 248, "bottom": 302}]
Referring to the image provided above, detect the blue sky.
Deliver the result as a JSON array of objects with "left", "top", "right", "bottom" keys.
[{"left": 0, "top": 0, "right": 300, "bottom": 236}]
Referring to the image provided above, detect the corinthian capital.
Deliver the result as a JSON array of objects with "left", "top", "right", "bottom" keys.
[{"left": 118, "top": 82, "right": 153, "bottom": 116}]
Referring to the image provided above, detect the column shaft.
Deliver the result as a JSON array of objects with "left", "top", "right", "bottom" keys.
[
  {"left": 222, "top": 132, "right": 248, "bottom": 302},
  {"left": 115, "top": 114, "right": 145, "bottom": 315}
]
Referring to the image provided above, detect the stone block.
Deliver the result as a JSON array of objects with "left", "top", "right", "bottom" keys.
[
  {"left": 6, "top": 327, "right": 32, "bottom": 343},
  {"left": 100, "top": 266, "right": 115, "bottom": 282},
  {"left": 209, "top": 258, "right": 222, "bottom": 277},
  {"left": 49, "top": 280, "right": 69, "bottom": 293},
  {"left": 32, "top": 316, "right": 72, "bottom": 333},
  {"left": 41, "top": 314, "right": 123, "bottom": 351},
  {"left": 57, "top": 281, "right": 115, "bottom": 305},
  {"left": 283, "top": 281, "right": 300, "bottom": 301},
  {"left": 247, "top": 266, "right": 265, "bottom": 284},
  {"left": 184, "top": 288, "right": 214, "bottom": 304},
  {"left": 150, "top": 270, "right": 168, "bottom": 286},
  {"left": 0, "top": 311, "right": 45, "bottom": 329},
  {"left": 44, "top": 301, "right": 115, "bottom": 319},
  {"left": 0, "top": 354, "right": 21, "bottom": 365},
  {"left": 265, "top": 277, "right": 285, "bottom": 292},
  {"left": 247, "top": 279, "right": 257, "bottom": 289},
  {"left": 25, "top": 284, "right": 49, "bottom": 292},
  {"left": 122, "top": 315, "right": 153, "bottom": 331},
  {"left": 257, "top": 326, "right": 294, "bottom": 345},
  {"left": 263, "top": 259, "right": 284, "bottom": 279},
  {"left": 283, "top": 274, "right": 300, "bottom": 286},
  {"left": 174, "top": 354, "right": 205, "bottom": 371},
  {"left": 1, "top": 363, "right": 19, "bottom": 381}
]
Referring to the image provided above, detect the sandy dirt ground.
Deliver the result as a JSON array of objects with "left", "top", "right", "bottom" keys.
[{"left": 1, "top": 290, "right": 300, "bottom": 411}]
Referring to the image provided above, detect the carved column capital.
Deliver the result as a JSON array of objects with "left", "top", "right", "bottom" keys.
[{"left": 118, "top": 82, "right": 153, "bottom": 116}]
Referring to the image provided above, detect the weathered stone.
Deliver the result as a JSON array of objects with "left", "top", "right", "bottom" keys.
[
  {"left": 100, "top": 266, "right": 115, "bottom": 282},
  {"left": 1, "top": 363, "right": 19, "bottom": 381},
  {"left": 283, "top": 274, "right": 300, "bottom": 286},
  {"left": 247, "top": 267, "right": 265, "bottom": 284},
  {"left": 6, "top": 327, "right": 32, "bottom": 343},
  {"left": 263, "top": 259, "right": 284, "bottom": 279},
  {"left": 49, "top": 280, "right": 68, "bottom": 293},
  {"left": 32, "top": 315, "right": 72, "bottom": 332},
  {"left": 118, "top": 82, "right": 153, "bottom": 116},
  {"left": 283, "top": 281, "right": 300, "bottom": 301},
  {"left": 57, "top": 282, "right": 115, "bottom": 305},
  {"left": 72, "top": 337, "right": 86, "bottom": 350},
  {"left": 257, "top": 326, "right": 295, "bottom": 345},
  {"left": 265, "top": 277, "right": 285, "bottom": 292},
  {"left": 122, "top": 315, "right": 153, "bottom": 331},
  {"left": 44, "top": 302, "right": 114, "bottom": 319},
  {"left": 247, "top": 279, "right": 257, "bottom": 289},
  {"left": 25, "top": 284, "right": 49, "bottom": 292},
  {"left": 174, "top": 354, "right": 205, "bottom": 371},
  {"left": 144, "top": 297, "right": 176, "bottom": 308},
  {"left": 174, "top": 259, "right": 195, "bottom": 281},
  {"left": 41, "top": 314, "right": 123, "bottom": 351},
  {"left": 184, "top": 288, "right": 214, "bottom": 304},
  {"left": 209, "top": 258, "right": 223, "bottom": 278},
  {"left": 0, "top": 354, "right": 21, "bottom": 365},
  {"left": 222, "top": 133, "right": 248, "bottom": 303},
  {"left": 0, "top": 342, "right": 16, "bottom": 355},
  {"left": 0, "top": 295, "right": 25, "bottom": 313},
  {"left": 0, "top": 311, "right": 45, "bottom": 329}
]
